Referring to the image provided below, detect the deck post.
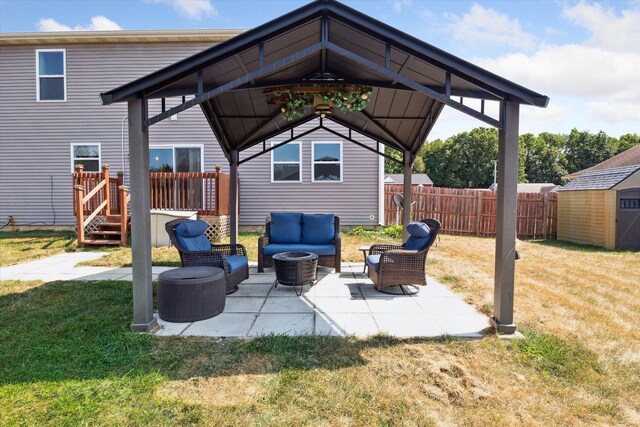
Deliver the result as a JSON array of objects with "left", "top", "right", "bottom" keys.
[
  {"left": 229, "top": 150, "right": 239, "bottom": 245},
  {"left": 402, "top": 150, "right": 412, "bottom": 240},
  {"left": 74, "top": 185, "right": 85, "bottom": 246},
  {"left": 102, "top": 165, "right": 111, "bottom": 216},
  {"left": 491, "top": 101, "right": 520, "bottom": 334},
  {"left": 128, "top": 98, "right": 156, "bottom": 333}
]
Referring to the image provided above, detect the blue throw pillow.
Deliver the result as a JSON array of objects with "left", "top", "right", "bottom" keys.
[
  {"left": 269, "top": 212, "right": 303, "bottom": 244},
  {"left": 302, "top": 214, "right": 335, "bottom": 245},
  {"left": 404, "top": 236, "right": 430, "bottom": 251},
  {"left": 406, "top": 222, "right": 431, "bottom": 238},
  {"left": 174, "top": 220, "right": 211, "bottom": 252}
]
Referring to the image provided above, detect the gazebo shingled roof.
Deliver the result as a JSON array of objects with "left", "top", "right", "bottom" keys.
[
  {"left": 101, "top": 0, "right": 548, "bottom": 160},
  {"left": 102, "top": 0, "right": 549, "bottom": 336}
]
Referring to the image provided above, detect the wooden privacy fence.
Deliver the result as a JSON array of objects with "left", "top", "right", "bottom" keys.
[
  {"left": 384, "top": 185, "right": 557, "bottom": 239},
  {"left": 73, "top": 165, "right": 230, "bottom": 216}
]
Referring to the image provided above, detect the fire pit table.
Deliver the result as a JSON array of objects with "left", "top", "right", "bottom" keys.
[{"left": 272, "top": 252, "right": 319, "bottom": 296}]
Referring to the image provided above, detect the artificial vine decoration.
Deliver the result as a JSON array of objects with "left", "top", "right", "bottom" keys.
[{"left": 268, "top": 84, "right": 372, "bottom": 121}]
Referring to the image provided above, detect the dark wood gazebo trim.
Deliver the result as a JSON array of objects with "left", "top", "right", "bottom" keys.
[{"left": 101, "top": 0, "right": 549, "bottom": 335}]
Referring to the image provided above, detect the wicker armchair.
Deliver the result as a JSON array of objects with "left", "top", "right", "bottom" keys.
[
  {"left": 367, "top": 218, "right": 441, "bottom": 294},
  {"left": 258, "top": 215, "right": 341, "bottom": 273},
  {"left": 165, "top": 218, "right": 249, "bottom": 294}
]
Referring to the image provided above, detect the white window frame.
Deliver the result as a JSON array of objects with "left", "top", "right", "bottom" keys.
[
  {"left": 36, "top": 49, "right": 67, "bottom": 102},
  {"left": 149, "top": 144, "right": 205, "bottom": 173},
  {"left": 70, "top": 143, "right": 101, "bottom": 173},
  {"left": 311, "top": 141, "right": 343, "bottom": 183},
  {"left": 271, "top": 141, "right": 302, "bottom": 183}
]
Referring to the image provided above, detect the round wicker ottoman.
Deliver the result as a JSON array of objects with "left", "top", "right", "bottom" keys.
[
  {"left": 272, "top": 252, "right": 319, "bottom": 296},
  {"left": 158, "top": 266, "right": 226, "bottom": 322}
]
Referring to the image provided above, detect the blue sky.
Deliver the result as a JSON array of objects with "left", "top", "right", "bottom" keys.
[{"left": 1, "top": 0, "right": 638, "bottom": 140}]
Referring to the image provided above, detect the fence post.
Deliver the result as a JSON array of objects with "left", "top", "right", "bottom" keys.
[
  {"left": 74, "top": 164, "right": 84, "bottom": 216},
  {"left": 542, "top": 193, "right": 549, "bottom": 240},
  {"left": 476, "top": 191, "right": 483, "bottom": 236},
  {"left": 214, "top": 164, "right": 221, "bottom": 216},
  {"left": 119, "top": 185, "right": 129, "bottom": 246},
  {"left": 102, "top": 165, "right": 111, "bottom": 216},
  {"left": 75, "top": 185, "right": 85, "bottom": 246}
]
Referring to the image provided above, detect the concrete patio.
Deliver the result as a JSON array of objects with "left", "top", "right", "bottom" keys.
[{"left": 1, "top": 253, "right": 490, "bottom": 339}]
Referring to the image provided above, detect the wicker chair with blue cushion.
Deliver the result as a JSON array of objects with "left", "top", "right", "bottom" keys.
[
  {"left": 366, "top": 218, "right": 441, "bottom": 294},
  {"left": 258, "top": 213, "right": 341, "bottom": 272},
  {"left": 165, "top": 218, "right": 249, "bottom": 294}
]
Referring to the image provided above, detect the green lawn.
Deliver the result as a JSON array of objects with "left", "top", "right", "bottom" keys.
[
  {"left": 0, "top": 230, "right": 76, "bottom": 266},
  {"left": 1, "top": 233, "right": 639, "bottom": 425}
]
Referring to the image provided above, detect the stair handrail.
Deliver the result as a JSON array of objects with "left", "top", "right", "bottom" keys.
[{"left": 73, "top": 164, "right": 112, "bottom": 246}]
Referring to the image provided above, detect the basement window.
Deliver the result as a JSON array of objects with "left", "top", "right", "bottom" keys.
[
  {"left": 36, "top": 49, "right": 66, "bottom": 101},
  {"left": 71, "top": 144, "right": 101, "bottom": 172},
  {"left": 312, "top": 141, "right": 342, "bottom": 182},
  {"left": 271, "top": 142, "right": 301, "bottom": 182}
]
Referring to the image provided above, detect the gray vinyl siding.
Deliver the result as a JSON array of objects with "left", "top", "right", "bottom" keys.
[{"left": 0, "top": 41, "right": 381, "bottom": 227}]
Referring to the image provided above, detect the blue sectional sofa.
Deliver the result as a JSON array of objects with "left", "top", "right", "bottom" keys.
[{"left": 258, "top": 213, "right": 341, "bottom": 272}]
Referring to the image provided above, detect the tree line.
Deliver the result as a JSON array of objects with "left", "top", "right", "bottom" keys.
[{"left": 385, "top": 128, "right": 639, "bottom": 188}]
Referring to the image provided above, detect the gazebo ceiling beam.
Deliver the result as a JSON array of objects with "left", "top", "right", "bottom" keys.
[
  {"left": 326, "top": 114, "right": 407, "bottom": 153},
  {"left": 356, "top": 109, "right": 405, "bottom": 149},
  {"left": 237, "top": 109, "right": 284, "bottom": 148},
  {"left": 236, "top": 114, "right": 318, "bottom": 152},
  {"left": 326, "top": 41, "right": 503, "bottom": 129},
  {"left": 238, "top": 123, "right": 322, "bottom": 165},
  {"left": 144, "top": 41, "right": 323, "bottom": 127}
]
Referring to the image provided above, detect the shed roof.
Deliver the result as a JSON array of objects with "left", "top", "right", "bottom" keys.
[
  {"left": 384, "top": 174, "right": 433, "bottom": 185},
  {"left": 567, "top": 144, "right": 640, "bottom": 179},
  {"left": 100, "top": 0, "right": 548, "bottom": 159},
  {"left": 559, "top": 165, "right": 640, "bottom": 191}
]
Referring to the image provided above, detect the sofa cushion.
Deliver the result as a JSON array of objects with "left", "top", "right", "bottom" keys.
[
  {"left": 366, "top": 254, "right": 381, "bottom": 272},
  {"left": 269, "top": 212, "right": 303, "bottom": 244},
  {"left": 263, "top": 243, "right": 336, "bottom": 256},
  {"left": 226, "top": 255, "right": 248, "bottom": 273},
  {"left": 302, "top": 214, "right": 335, "bottom": 245},
  {"left": 174, "top": 220, "right": 212, "bottom": 252},
  {"left": 404, "top": 222, "right": 432, "bottom": 251}
]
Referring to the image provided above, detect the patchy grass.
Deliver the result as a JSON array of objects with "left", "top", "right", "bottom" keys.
[
  {"left": 0, "top": 230, "right": 76, "bottom": 266},
  {"left": 2, "top": 232, "right": 639, "bottom": 425}
]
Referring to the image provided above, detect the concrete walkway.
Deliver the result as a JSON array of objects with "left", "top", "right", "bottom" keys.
[{"left": 1, "top": 253, "right": 491, "bottom": 339}]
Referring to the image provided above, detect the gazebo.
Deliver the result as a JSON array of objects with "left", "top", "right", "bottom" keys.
[{"left": 101, "top": 0, "right": 549, "bottom": 334}]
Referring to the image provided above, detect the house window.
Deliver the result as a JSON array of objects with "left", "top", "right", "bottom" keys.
[
  {"left": 272, "top": 142, "right": 301, "bottom": 182},
  {"left": 312, "top": 141, "right": 342, "bottom": 182},
  {"left": 71, "top": 144, "right": 101, "bottom": 172},
  {"left": 149, "top": 146, "right": 202, "bottom": 172},
  {"left": 36, "top": 49, "right": 66, "bottom": 101}
]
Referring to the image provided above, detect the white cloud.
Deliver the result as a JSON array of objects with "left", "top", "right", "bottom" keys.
[
  {"left": 562, "top": 2, "right": 640, "bottom": 53},
  {"left": 389, "top": 0, "right": 413, "bottom": 13},
  {"left": 476, "top": 44, "right": 640, "bottom": 102},
  {"left": 445, "top": 3, "right": 538, "bottom": 51},
  {"left": 588, "top": 101, "right": 640, "bottom": 123},
  {"left": 145, "top": 0, "right": 217, "bottom": 20},
  {"left": 38, "top": 16, "right": 122, "bottom": 32}
]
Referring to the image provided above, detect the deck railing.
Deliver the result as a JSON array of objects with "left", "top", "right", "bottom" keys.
[
  {"left": 384, "top": 185, "right": 557, "bottom": 239},
  {"left": 73, "top": 165, "right": 230, "bottom": 216}
]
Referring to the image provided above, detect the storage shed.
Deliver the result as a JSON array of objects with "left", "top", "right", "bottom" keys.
[{"left": 557, "top": 165, "right": 640, "bottom": 250}]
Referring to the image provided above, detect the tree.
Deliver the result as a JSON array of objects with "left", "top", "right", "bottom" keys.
[
  {"left": 564, "top": 129, "right": 616, "bottom": 174},
  {"left": 422, "top": 128, "right": 499, "bottom": 188},
  {"left": 384, "top": 147, "right": 426, "bottom": 174},
  {"left": 615, "top": 133, "right": 640, "bottom": 154},
  {"left": 521, "top": 132, "right": 568, "bottom": 184}
]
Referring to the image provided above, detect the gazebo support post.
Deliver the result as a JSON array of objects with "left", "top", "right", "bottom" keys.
[
  {"left": 490, "top": 101, "right": 520, "bottom": 334},
  {"left": 402, "top": 150, "right": 412, "bottom": 239},
  {"left": 229, "top": 149, "right": 239, "bottom": 245},
  {"left": 128, "top": 98, "right": 157, "bottom": 332}
]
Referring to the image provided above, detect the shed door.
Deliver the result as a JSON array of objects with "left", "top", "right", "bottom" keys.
[{"left": 616, "top": 188, "right": 640, "bottom": 251}]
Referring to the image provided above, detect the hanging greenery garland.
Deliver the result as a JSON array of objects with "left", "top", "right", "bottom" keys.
[{"left": 266, "top": 84, "right": 372, "bottom": 121}]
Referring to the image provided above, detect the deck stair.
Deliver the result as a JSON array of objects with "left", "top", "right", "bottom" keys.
[{"left": 73, "top": 165, "right": 130, "bottom": 247}]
